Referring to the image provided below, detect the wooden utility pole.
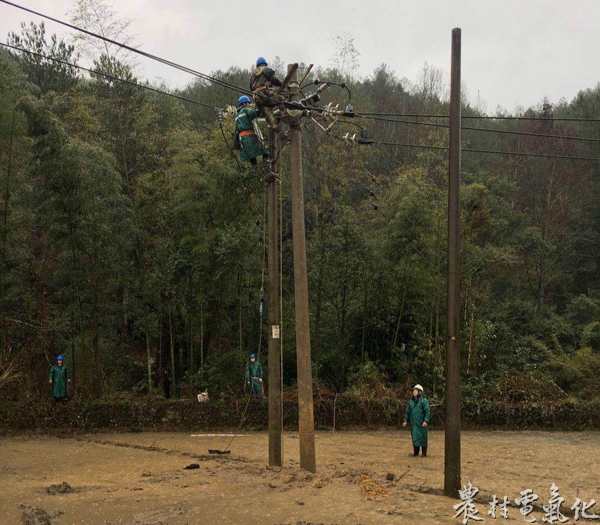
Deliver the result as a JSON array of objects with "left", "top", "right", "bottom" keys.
[
  {"left": 444, "top": 27, "right": 462, "bottom": 498},
  {"left": 288, "top": 63, "right": 316, "bottom": 473},
  {"left": 267, "top": 128, "right": 283, "bottom": 467}
]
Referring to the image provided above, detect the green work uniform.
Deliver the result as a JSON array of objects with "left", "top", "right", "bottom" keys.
[
  {"left": 403, "top": 395, "right": 430, "bottom": 447},
  {"left": 236, "top": 106, "right": 268, "bottom": 163},
  {"left": 49, "top": 364, "right": 70, "bottom": 399},
  {"left": 246, "top": 361, "right": 264, "bottom": 396}
]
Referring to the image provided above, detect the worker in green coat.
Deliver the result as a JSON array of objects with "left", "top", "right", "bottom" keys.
[
  {"left": 235, "top": 95, "right": 269, "bottom": 167},
  {"left": 403, "top": 384, "right": 430, "bottom": 457},
  {"left": 245, "top": 353, "right": 264, "bottom": 399},
  {"left": 49, "top": 355, "right": 70, "bottom": 403}
]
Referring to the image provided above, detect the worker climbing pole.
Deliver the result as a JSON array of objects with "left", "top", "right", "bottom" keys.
[
  {"left": 234, "top": 94, "right": 270, "bottom": 171},
  {"left": 250, "top": 57, "right": 283, "bottom": 132}
]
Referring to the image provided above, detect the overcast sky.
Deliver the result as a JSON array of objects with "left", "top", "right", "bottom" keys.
[{"left": 1, "top": 0, "right": 599, "bottom": 113}]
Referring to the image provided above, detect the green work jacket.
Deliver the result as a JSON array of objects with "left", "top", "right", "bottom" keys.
[
  {"left": 403, "top": 395, "right": 430, "bottom": 447},
  {"left": 49, "top": 364, "right": 69, "bottom": 398}
]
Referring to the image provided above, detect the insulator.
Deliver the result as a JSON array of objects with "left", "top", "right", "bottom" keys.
[
  {"left": 323, "top": 110, "right": 336, "bottom": 123},
  {"left": 325, "top": 120, "right": 338, "bottom": 133},
  {"left": 300, "top": 92, "right": 320, "bottom": 105},
  {"left": 221, "top": 105, "right": 237, "bottom": 120}
]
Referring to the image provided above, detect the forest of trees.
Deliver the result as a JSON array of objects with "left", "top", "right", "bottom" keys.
[{"left": 1, "top": 11, "right": 599, "bottom": 412}]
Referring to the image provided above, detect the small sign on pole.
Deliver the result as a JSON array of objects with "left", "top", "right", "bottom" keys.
[{"left": 271, "top": 325, "right": 280, "bottom": 339}]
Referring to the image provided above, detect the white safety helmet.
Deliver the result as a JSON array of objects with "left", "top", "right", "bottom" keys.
[{"left": 413, "top": 384, "right": 424, "bottom": 394}]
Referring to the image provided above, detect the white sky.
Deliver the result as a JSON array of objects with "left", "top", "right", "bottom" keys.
[{"left": 1, "top": 0, "right": 599, "bottom": 113}]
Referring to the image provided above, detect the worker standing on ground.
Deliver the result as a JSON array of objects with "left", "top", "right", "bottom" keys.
[
  {"left": 246, "top": 353, "right": 264, "bottom": 399},
  {"left": 402, "top": 384, "right": 430, "bottom": 457},
  {"left": 235, "top": 95, "right": 269, "bottom": 167},
  {"left": 250, "top": 57, "right": 283, "bottom": 132},
  {"left": 49, "top": 355, "right": 71, "bottom": 403}
]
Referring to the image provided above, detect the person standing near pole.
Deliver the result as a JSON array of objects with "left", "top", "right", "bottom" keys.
[
  {"left": 49, "top": 355, "right": 71, "bottom": 403},
  {"left": 402, "top": 384, "right": 430, "bottom": 457},
  {"left": 246, "top": 354, "right": 264, "bottom": 399}
]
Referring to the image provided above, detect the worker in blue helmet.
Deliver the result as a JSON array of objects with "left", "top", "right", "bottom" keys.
[
  {"left": 49, "top": 354, "right": 71, "bottom": 403},
  {"left": 236, "top": 95, "right": 269, "bottom": 167},
  {"left": 245, "top": 353, "right": 264, "bottom": 398},
  {"left": 249, "top": 57, "right": 283, "bottom": 131}
]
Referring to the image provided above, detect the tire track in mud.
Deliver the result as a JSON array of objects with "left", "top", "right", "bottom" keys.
[{"left": 72, "top": 436, "right": 248, "bottom": 463}]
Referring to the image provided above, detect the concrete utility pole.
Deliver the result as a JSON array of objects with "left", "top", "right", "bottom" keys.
[
  {"left": 288, "top": 63, "right": 316, "bottom": 473},
  {"left": 267, "top": 128, "right": 282, "bottom": 467},
  {"left": 444, "top": 27, "right": 462, "bottom": 498}
]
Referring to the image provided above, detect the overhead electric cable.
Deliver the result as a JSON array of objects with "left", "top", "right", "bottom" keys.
[
  {"left": 462, "top": 147, "right": 600, "bottom": 161},
  {"left": 0, "top": 0, "right": 253, "bottom": 96},
  {"left": 1, "top": 42, "right": 220, "bottom": 110},
  {"left": 355, "top": 111, "right": 600, "bottom": 123},
  {"left": 334, "top": 133, "right": 600, "bottom": 161},
  {"left": 354, "top": 114, "right": 600, "bottom": 143}
]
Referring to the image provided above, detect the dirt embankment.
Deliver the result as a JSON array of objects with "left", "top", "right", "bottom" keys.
[{"left": 2, "top": 395, "right": 600, "bottom": 434}]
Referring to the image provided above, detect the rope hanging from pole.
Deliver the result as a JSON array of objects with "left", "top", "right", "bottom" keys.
[{"left": 220, "top": 192, "right": 268, "bottom": 454}]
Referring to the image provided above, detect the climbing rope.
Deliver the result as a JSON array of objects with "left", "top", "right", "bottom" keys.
[{"left": 222, "top": 190, "right": 268, "bottom": 453}]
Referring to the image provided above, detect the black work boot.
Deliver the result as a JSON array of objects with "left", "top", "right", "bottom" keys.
[
  {"left": 413, "top": 446, "right": 420, "bottom": 457},
  {"left": 422, "top": 447, "right": 427, "bottom": 458}
]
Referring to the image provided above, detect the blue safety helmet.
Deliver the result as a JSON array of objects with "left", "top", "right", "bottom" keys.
[
  {"left": 249, "top": 354, "right": 256, "bottom": 359},
  {"left": 57, "top": 355, "right": 64, "bottom": 361},
  {"left": 256, "top": 57, "right": 267, "bottom": 67},
  {"left": 238, "top": 95, "right": 251, "bottom": 106}
]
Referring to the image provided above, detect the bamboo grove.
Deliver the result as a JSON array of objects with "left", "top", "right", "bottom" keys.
[{"left": 1, "top": 21, "right": 600, "bottom": 410}]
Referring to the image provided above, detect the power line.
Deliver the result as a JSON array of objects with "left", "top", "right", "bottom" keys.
[
  {"left": 0, "top": 0, "right": 253, "bottom": 96},
  {"left": 463, "top": 124, "right": 600, "bottom": 143},
  {"left": 6, "top": 0, "right": 598, "bottom": 132},
  {"left": 334, "top": 132, "right": 600, "bottom": 161},
  {"left": 355, "top": 111, "right": 600, "bottom": 123},
  {"left": 0, "top": 42, "right": 220, "bottom": 110},
  {"left": 373, "top": 139, "right": 448, "bottom": 152},
  {"left": 463, "top": 147, "right": 600, "bottom": 161},
  {"left": 5, "top": 1, "right": 597, "bottom": 164},
  {"left": 353, "top": 114, "right": 600, "bottom": 143}
]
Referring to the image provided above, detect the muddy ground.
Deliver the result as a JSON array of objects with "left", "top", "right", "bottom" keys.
[{"left": 1, "top": 430, "right": 599, "bottom": 524}]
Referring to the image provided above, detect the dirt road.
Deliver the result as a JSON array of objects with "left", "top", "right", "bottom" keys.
[{"left": 2, "top": 430, "right": 598, "bottom": 524}]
